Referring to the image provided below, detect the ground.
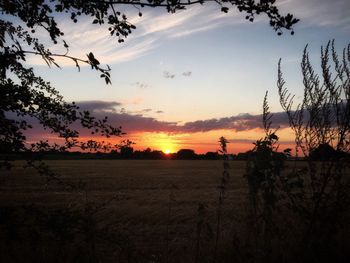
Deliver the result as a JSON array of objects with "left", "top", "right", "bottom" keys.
[{"left": 1, "top": 160, "right": 349, "bottom": 262}]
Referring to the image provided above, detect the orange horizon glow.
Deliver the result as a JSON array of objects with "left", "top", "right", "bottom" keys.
[
  {"left": 28, "top": 128, "right": 297, "bottom": 155},
  {"left": 128, "top": 128, "right": 296, "bottom": 154}
]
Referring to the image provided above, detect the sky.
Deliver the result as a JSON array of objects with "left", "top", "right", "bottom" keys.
[{"left": 26, "top": 0, "right": 350, "bottom": 154}]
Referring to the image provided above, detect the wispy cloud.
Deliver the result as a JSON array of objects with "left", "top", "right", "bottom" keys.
[
  {"left": 134, "top": 81, "right": 150, "bottom": 89},
  {"left": 182, "top": 71, "right": 192, "bottom": 77},
  {"left": 76, "top": 100, "right": 121, "bottom": 112},
  {"left": 168, "top": 8, "right": 244, "bottom": 38},
  {"left": 121, "top": 96, "right": 144, "bottom": 105},
  {"left": 140, "top": 10, "right": 194, "bottom": 35},
  {"left": 26, "top": 4, "right": 246, "bottom": 66},
  {"left": 170, "top": 24, "right": 218, "bottom": 38},
  {"left": 279, "top": 0, "right": 350, "bottom": 31},
  {"left": 163, "top": 70, "right": 193, "bottom": 78},
  {"left": 23, "top": 0, "right": 349, "bottom": 67},
  {"left": 163, "top": 71, "right": 176, "bottom": 79},
  {"left": 26, "top": 15, "right": 157, "bottom": 66}
]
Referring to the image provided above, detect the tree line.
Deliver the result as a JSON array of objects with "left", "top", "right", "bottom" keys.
[{"left": 3, "top": 143, "right": 348, "bottom": 161}]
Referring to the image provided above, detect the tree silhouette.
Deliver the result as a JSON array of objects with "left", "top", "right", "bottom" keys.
[
  {"left": 175, "top": 149, "right": 197, "bottom": 159},
  {"left": 0, "top": 1, "right": 299, "bottom": 158}
]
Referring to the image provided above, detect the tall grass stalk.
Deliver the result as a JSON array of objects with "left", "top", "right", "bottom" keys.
[{"left": 213, "top": 137, "right": 230, "bottom": 263}]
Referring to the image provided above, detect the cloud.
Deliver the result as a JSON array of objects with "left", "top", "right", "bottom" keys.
[
  {"left": 163, "top": 71, "right": 175, "bottom": 79},
  {"left": 163, "top": 70, "right": 192, "bottom": 78},
  {"left": 156, "top": 110, "right": 164, "bottom": 114},
  {"left": 178, "top": 113, "right": 274, "bottom": 133},
  {"left": 75, "top": 100, "right": 121, "bottom": 112},
  {"left": 140, "top": 10, "right": 194, "bottom": 35},
  {"left": 279, "top": 0, "right": 350, "bottom": 31},
  {"left": 182, "top": 71, "right": 192, "bottom": 77},
  {"left": 134, "top": 82, "right": 149, "bottom": 89},
  {"left": 30, "top": 100, "right": 290, "bottom": 135},
  {"left": 168, "top": 9, "right": 244, "bottom": 38},
  {"left": 170, "top": 24, "right": 219, "bottom": 38},
  {"left": 228, "top": 138, "right": 295, "bottom": 145},
  {"left": 23, "top": 0, "right": 349, "bottom": 67},
  {"left": 26, "top": 4, "right": 246, "bottom": 66},
  {"left": 121, "top": 96, "right": 144, "bottom": 105},
  {"left": 26, "top": 15, "right": 157, "bottom": 66},
  {"left": 103, "top": 108, "right": 290, "bottom": 134},
  {"left": 16, "top": 100, "right": 291, "bottom": 141}
]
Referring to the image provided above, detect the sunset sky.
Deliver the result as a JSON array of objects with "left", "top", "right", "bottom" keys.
[{"left": 27, "top": 0, "right": 349, "bottom": 154}]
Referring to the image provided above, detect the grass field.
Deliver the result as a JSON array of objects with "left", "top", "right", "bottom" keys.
[
  {"left": 1, "top": 160, "right": 349, "bottom": 262},
  {"left": 0, "top": 160, "right": 246, "bottom": 207},
  {"left": 0, "top": 160, "right": 249, "bottom": 262}
]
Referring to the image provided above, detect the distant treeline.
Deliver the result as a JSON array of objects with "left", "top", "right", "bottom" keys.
[
  {"left": 2, "top": 144, "right": 348, "bottom": 161},
  {"left": 1, "top": 148, "right": 294, "bottom": 161},
  {"left": 2, "top": 148, "right": 231, "bottom": 161}
]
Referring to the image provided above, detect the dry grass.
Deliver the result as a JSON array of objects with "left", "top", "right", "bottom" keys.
[{"left": 0, "top": 160, "right": 249, "bottom": 261}]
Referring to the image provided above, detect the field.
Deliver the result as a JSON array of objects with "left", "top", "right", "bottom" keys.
[
  {"left": 0, "top": 159, "right": 247, "bottom": 210},
  {"left": 1, "top": 160, "right": 349, "bottom": 262},
  {"left": 1, "top": 160, "right": 249, "bottom": 262}
]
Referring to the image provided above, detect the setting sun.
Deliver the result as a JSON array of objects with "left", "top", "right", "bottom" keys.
[{"left": 164, "top": 149, "right": 171, "bottom": 154}]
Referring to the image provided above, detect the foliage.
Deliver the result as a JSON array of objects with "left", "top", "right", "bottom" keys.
[
  {"left": 175, "top": 149, "right": 197, "bottom": 159},
  {"left": 244, "top": 92, "right": 290, "bottom": 261},
  {"left": 0, "top": 18, "right": 121, "bottom": 157},
  {"left": 240, "top": 41, "right": 350, "bottom": 262},
  {"left": 277, "top": 40, "right": 350, "bottom": 261},
  {"left": 117, "top": 139, "right": 135, "bottom": 158},
  {"left": 0, "top": 195, "right": 135, "bottom": 263},
  {"left": 308, "top": 143, "right": 349, "bottom": 161},
  {"left": 278, "top": 40, "right": 350, "bottom": 156}
]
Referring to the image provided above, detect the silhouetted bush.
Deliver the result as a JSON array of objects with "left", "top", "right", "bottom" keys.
[{"left": 174, "top": 149, "right": 197, "bottom": 160}]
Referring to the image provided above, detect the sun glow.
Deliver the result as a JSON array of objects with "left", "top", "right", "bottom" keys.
[{"left": 164, "top": 149, "right": 171, "bottom": 154}]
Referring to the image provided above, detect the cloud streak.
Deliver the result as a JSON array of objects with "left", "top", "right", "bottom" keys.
[
  {"left": 15, "top": 100, "right": 294, "bottom": 150},
  {"left": 23, "top": 101, "right": 290, "bottom": 136},
  {"left": 15, "top": 100, "right": 291, "bottom": 142},
  {"left": 182, "top": 71, "right": 192, "bottom": 77},
  {"left": 163, "top": 71, "right": 176, "bottom": 79},
  {"left": 76, "top": 100, "right": 121, "bottom": 112},
  {"left": 24, "top": 0, "right": 349, "bottom": 67},
  {"left": 134, "top": 81, "right": 150, "bottom": 89},
  {"left": 26, "top": 4, "right": 245, "bottom": 66},
  {"left": 279, "top": 0, "right": 350, "bottom": 31}
]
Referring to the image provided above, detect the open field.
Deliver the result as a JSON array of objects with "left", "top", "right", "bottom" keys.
[
  {"left": 0, "top": 160, "right": 247, "bottom": 209},
  {"left": 1, "top": 160, "right": 350, "bottom": 262},
  {"left": 0, "top": 160, "right": 249, "bottom": 262}
]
